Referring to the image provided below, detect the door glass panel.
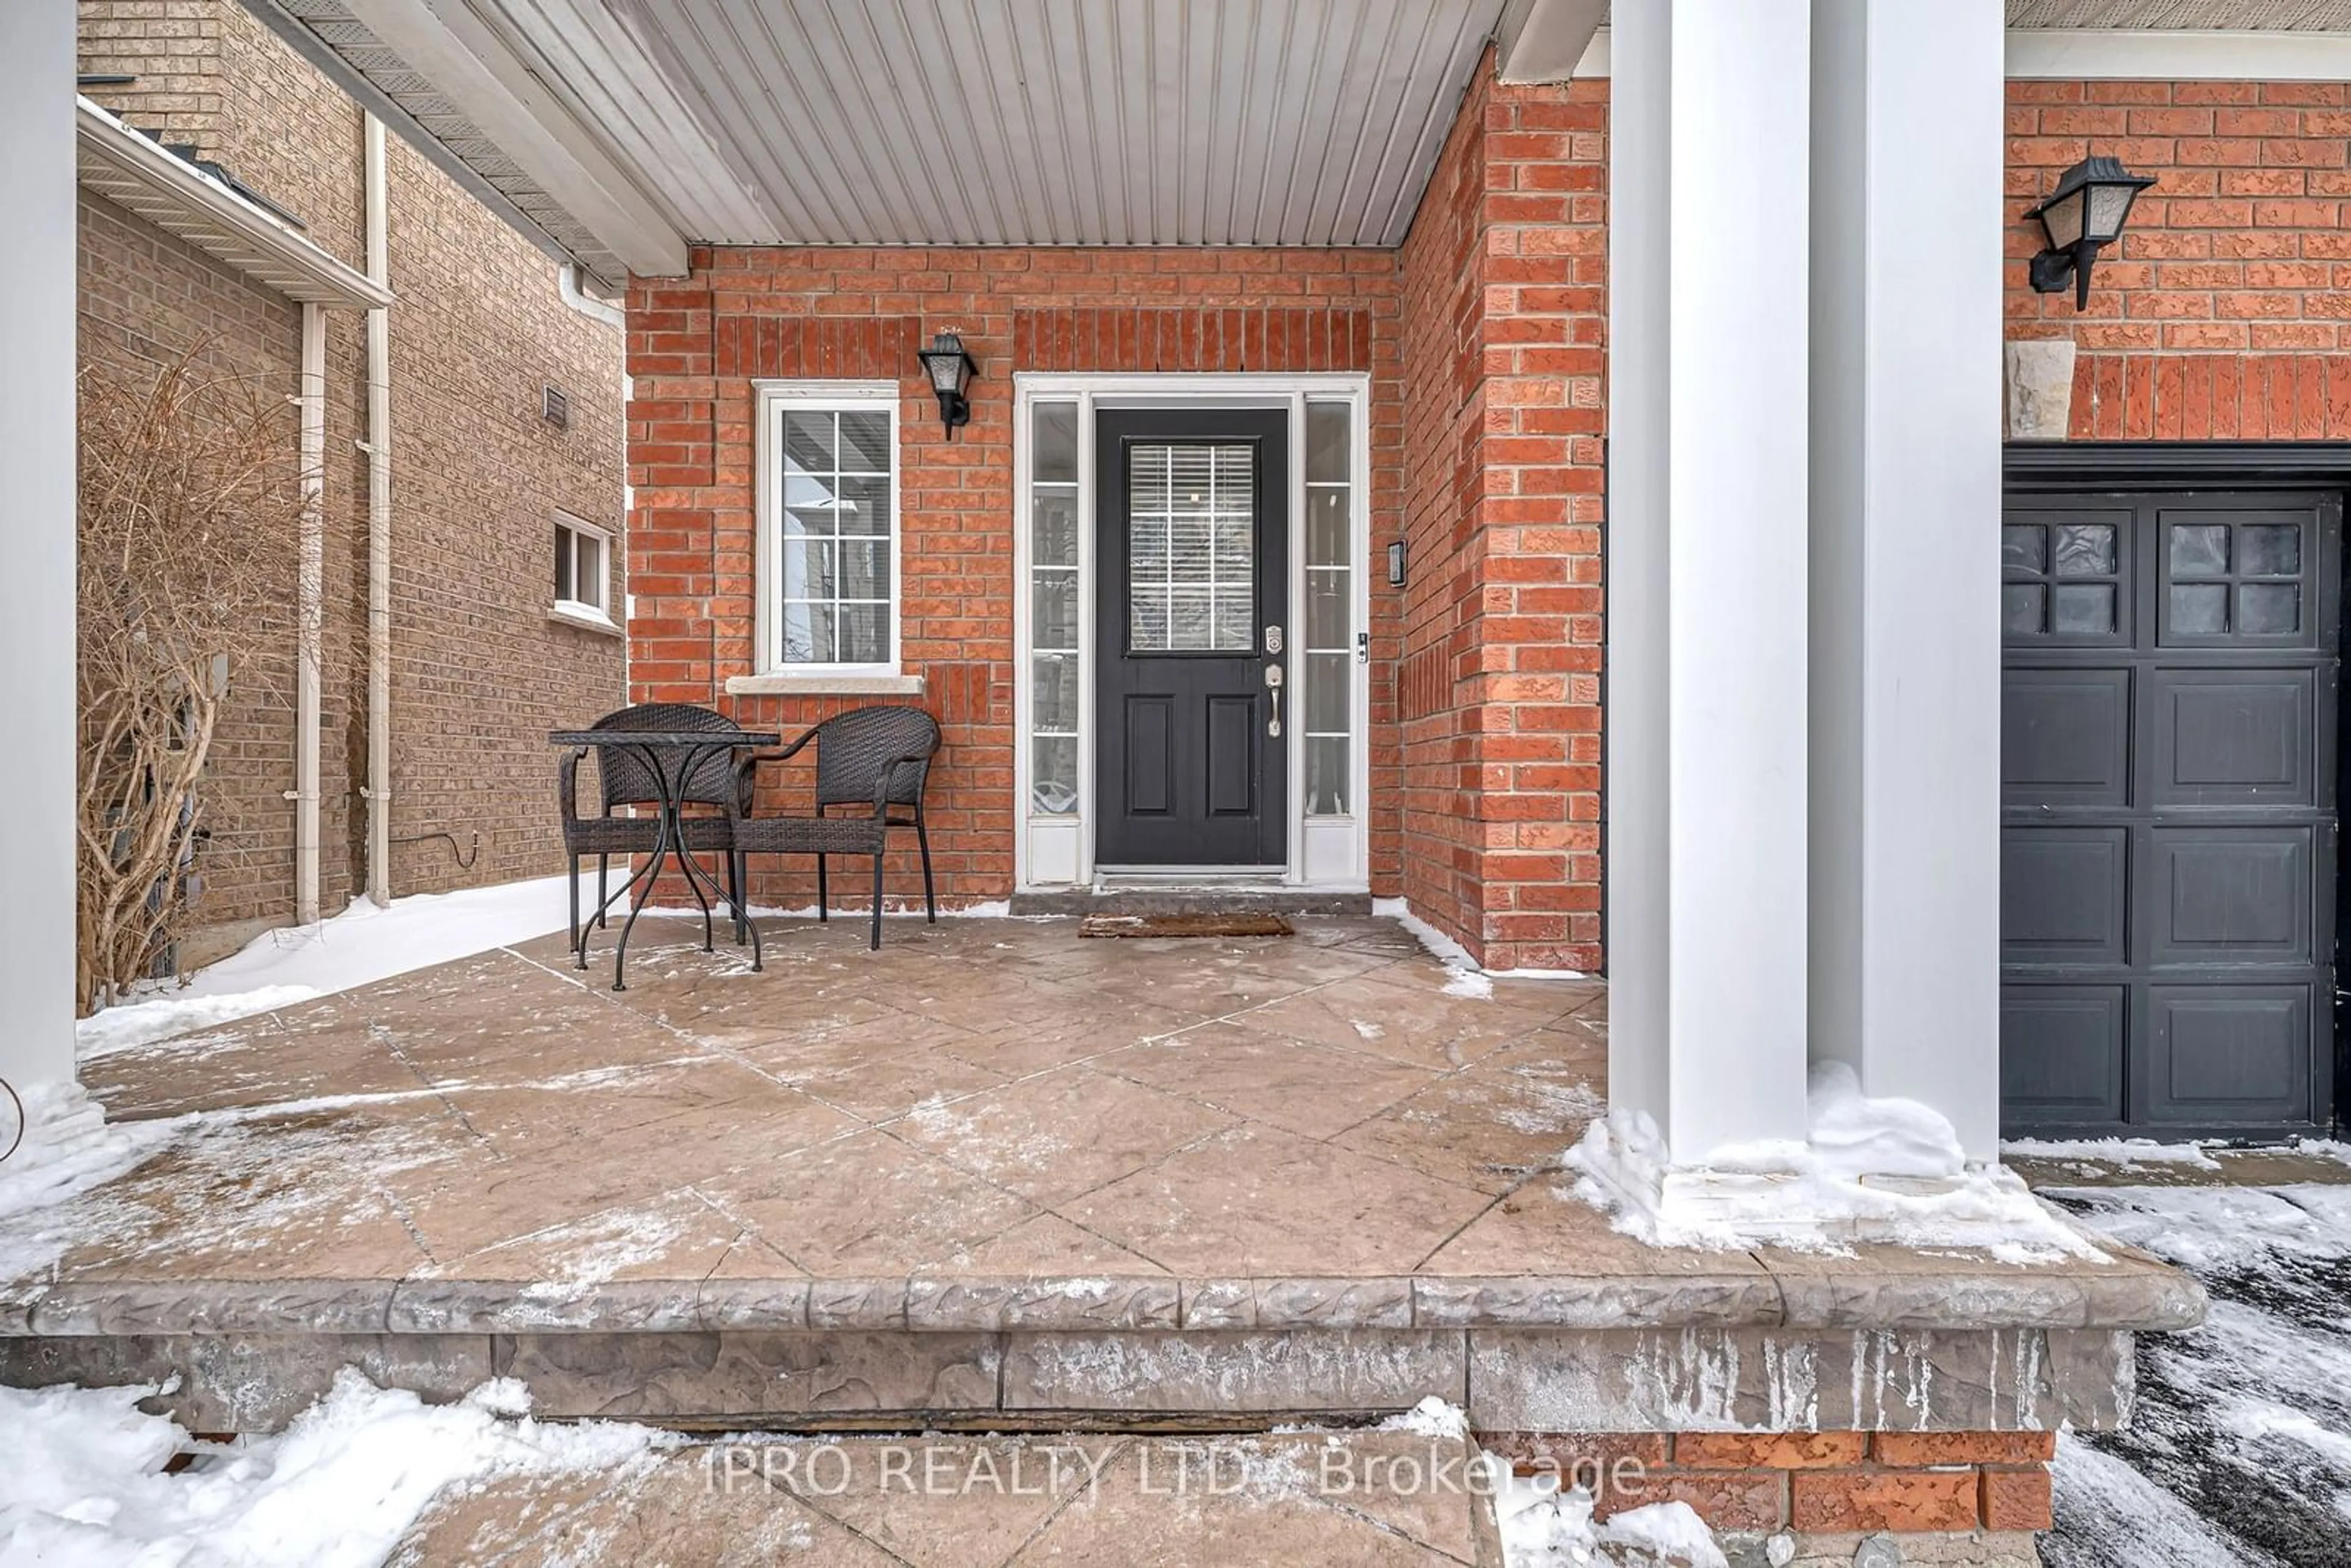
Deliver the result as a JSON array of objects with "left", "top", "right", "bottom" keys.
[
  {"left": 1032, "top": 736, "right": 1079, "bottom": 815},
  {"left": 1307, "top": 490, "right": 1349, "bottom": 568},
  {"left": 1307, "top": 571, "right": 1349, "bottom": 649},
  {"left": 1034, "top": 489, "right": 1079, "bottom": 567},
  {"left": 2169, "top": 523, "right": 2230, "bottom": 576},
  {"left": 2003, "top": 583, "right": 2045, "bottom": 635},
  {"left": 1029, "top": 400, "right": 1083, "bottom": 817},
  {"left": 1033, "top": 570, "right": 1079, "bottom": 651},
  {"left": 1033, "top": 402, "right": 1079, "bottom": 483},
  {"left": 2240, "top": 523, "right": 2301, "bottom": 577},
  {"left": 1304, "top": 653, "right": 1350, "bottom": 733},
  {"left": 2052, "top": 583, "right": 2117, "bottom": 636},
  {"left": 2053, "top": 523, "right": 2117, "bottom": 576},
  {"left": 1303, "top": 400, "right": 1355, "bottom": 819},
  {"left": 1305, "top": 402, "right": 1350, "bottom": 483},
  {"left": 1033, "top": 653, "right": 1080, "bottom": 733},
  {"left": 2170, "top": 582, "right": 2229, "bottom": 634},
  {"left": 2238, "top": 582, "right": 2301, "bottom": 636},
  {"left": 1128, "top": 442, "right": 1254, "bottom": 651},
  {"left": 1306, "top": 737, "right": 1350, "bottom": 816},
  {"left": 2001, "top": 525, "right": 2045, "bottom": 574}
]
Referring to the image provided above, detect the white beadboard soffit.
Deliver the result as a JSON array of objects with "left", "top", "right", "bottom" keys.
[{"left": 252, "top": 0, "right": 1513, "bottom": 286}]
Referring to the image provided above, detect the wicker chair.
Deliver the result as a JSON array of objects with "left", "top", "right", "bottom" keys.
[
  {"left": 558, "top": 702, "right": 749, "bottom": 961},
  {"left": 730, "top": 705, "right": 942, "bottom": 951}
]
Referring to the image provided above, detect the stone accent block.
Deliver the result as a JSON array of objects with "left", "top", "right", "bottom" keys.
[
  {"left": 1468, "top": 1326, "right": 2134, "bottom": 1433},
  {"left": 496, "top": 1331, "right": 1000, "bottom": 1420},
  {"left": 1000, "top": 1329, "right": 1463, "bottom": 1414},
  {"left": 0, "top": 1332, "right": 490, "bottom": 1431}
]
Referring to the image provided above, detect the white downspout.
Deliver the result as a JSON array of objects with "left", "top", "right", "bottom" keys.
[
  {"left": 293, "top": 302, "right": 326, "bottom": 926},
  {"left": 560, "top": 261, "right": 625, "bottom": 329},
  {"left": 363, "top": 114, "right": 393, "bottom": 907}
]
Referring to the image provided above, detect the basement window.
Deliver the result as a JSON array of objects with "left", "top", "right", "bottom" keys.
[{"left": 553, "top": 512, "right": 613, "bottom": 627}]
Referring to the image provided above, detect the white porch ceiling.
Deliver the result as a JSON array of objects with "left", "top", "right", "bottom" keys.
[{"left": 247, "top": 0, "right": 1514, "bottom": 287}]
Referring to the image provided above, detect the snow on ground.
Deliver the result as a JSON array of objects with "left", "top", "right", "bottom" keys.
[
  {"left": 1563, "top": 1062, "right": 2098, "bottom": 1261},
  {"left": 2001, "top": 1136, "right": 2225, "bottom": 1171},
  {"left": 74, "top": 873, "right": 602, "bottom": 1057},
  {"left": 0, "top": 1371, "right": 667, "bottom": 1567},
  {"left": 1370, "top": 897, "right": 1588, "bottom": 988},
  {"left": 2042, "top": 1182, "right": 2351, "bottom": 1568},
  {"left": 1494, "top": 1470, "right": 1728, "bottom": 1568}
]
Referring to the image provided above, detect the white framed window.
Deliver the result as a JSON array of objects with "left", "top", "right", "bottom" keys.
[
  {"left": 553, "top": 512, "right": 612, "bottom": 620},
  {"left": 756, "top": 381, "right": 901, "bottom": 674}
]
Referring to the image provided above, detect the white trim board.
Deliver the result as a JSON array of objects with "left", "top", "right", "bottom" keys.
[
  {"left": 2008, "top": 28, "right": 2351, "bottom": 79},
  {"left": 1570, "top": 26, "right": 2351, "bottom": 80}
]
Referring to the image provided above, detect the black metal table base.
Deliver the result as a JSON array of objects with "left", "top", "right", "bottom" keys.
[{"left": 552, "top": 730, "right": 778, "bottom": 991}]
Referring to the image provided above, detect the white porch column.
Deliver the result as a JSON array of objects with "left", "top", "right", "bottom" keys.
[
  {"left": 0, "top": 1, "right": 81, "bottom": 1089},
  {"left": 1808, "top": 1, "right": 2005, "bottom": 1159},
  {"left": 1607, "top": 1, "right": 1813, "bottom": 1163}
]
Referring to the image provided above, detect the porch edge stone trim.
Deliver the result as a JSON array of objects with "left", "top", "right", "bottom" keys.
[
  {"left": 4, "top": 1259, "right": 2203, "bottom": 1338},
  {"left": 0, "top": 1326, "right": 2145, "bottom": 1435}
]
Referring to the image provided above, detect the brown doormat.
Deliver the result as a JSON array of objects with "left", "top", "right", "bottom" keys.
[{"left": 1079, "top": 913, "right": 1295, "bottom": 939}]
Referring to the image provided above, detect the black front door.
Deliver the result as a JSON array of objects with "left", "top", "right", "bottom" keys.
[{"left": 1094, "top": 408, "right": 1289, "bottom": 866}]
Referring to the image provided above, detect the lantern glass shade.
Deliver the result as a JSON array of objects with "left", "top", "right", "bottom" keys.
[
  {"left": 920, "top": 332, "right": 972, "bottom": 397},
  {"left": 2028, "top": 154, "right": 2153, "bottom": 253},
  {"left": 2038, "top": 186, "right": 2087, "bottom": 250},
  {"left": 2085, "top": 181, "right": 2142, "bottom": 244}
]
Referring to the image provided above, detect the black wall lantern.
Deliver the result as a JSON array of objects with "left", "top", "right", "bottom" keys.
[
  {"left": 917, "top": 329, "right": 978, "bottom": 438},
  {"left": 2024, "top": 154, "right": 2155, "bottom": 310}
]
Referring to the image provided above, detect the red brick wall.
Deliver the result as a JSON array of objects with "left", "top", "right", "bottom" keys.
[
  {"left": 2008, "top": 78, "right": 2351, "bottom": 437},
  {"left": 1395, "top": 62, "right": 1606, "bottom": 973},
  {"left": 625, "top": 249, "right": 1402, "bottom": 909},
  {"left": 1487, "top": 1429, "right": 2055, "bottom": 1537}
]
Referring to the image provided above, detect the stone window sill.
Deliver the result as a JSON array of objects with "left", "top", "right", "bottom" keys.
[
  {"left": 724, "top": 671, "right": 927, "bottom": 697},
  {"left": 549, "top": 604, "right": 623, "bottom": 639}
]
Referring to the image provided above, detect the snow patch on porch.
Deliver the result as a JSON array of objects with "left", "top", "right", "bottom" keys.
[
  {"left": 0, "top": 1084, "right": 186, "bottom": 1280},
  {"left": 76, "top": 872, "right": 603, "bottom": 1057},
  {"left": 1564, "top": 1062, "right": 2101, "bottom": 1261},
  {"left": 1371, "top": 898, "right": 1590, "bottom": 990}
]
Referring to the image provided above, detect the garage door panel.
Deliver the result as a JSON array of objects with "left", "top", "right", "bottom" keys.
[
  {"left": 2000, "top": 985, "right": 2126, "bottom": 1123},
  {"left": 2001, "top": 827, "right": 2128, "bottom": 966},
  {"left": 2003, "top": 668, "right": 2131, "bottom": 809},
  {"left": 2150, "top": 667, "right": 2315, "bottom": 807},
  {"left": 2145, "top": 985, "right": 2312, "bottom": 1126},
  {"left": 2145, "top": 826, "right": 2313, "bottom": 967}
]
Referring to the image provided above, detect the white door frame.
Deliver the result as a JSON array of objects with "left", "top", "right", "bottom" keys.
[{"left": 1012, "top": 372, "right": 1372, "bottom": 892}]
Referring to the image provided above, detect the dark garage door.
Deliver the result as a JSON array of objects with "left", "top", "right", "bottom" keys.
[{"left": 2001, "top": 487, "right": 2341, "bottom": 1139}]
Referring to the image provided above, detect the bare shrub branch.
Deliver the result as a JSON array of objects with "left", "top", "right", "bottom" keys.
[{"left": 78, "top": 347, "right": 309, "bottom": 1013}]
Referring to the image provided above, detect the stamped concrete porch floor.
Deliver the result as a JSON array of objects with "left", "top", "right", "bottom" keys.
[{"left": 2, "top": 913, "right": 2194, "bottom": 1436}]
